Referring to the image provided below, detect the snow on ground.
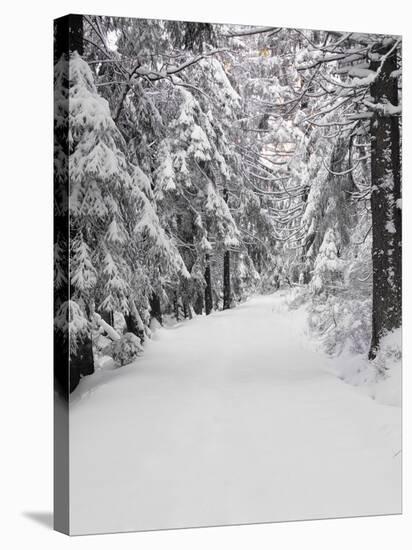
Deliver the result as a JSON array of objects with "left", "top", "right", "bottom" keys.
[
  {"left": 330, "top": 329, "right": 402, "bottom": 408},
  {"left": 69, "top": 293, "right": 401, "bottom": 535}
]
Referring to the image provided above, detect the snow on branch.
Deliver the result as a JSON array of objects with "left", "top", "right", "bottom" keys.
[
  {"left": 226, "top": 26, "right": 280, "bottom": 37},
  {"left": 362, "top": 99, "right": 401, "bottom": 116},
  {"left": 136, "top": 49, "right": 230, "bottom": 81},
  {"left": 322, "top": 155, "right": 369, "bottom": 176},
  {"left": 94, "top": 312, "right": 121, "bottom": 341}
]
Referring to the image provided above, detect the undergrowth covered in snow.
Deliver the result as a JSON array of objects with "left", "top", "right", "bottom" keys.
[
  {"left": 285, "top": 286, "right": 401, "bottom": 407},
  {"left": 112, "top": 333, "right": 144, "bottom": 366}
]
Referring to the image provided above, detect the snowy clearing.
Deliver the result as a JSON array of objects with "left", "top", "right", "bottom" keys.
[{"left": 69, "top": 293, "right": 401, "bottom": 535}]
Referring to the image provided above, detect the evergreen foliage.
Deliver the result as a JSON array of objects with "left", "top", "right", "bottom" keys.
[{"left": 54, "top": 17, "right": 401, "bottom": 389}]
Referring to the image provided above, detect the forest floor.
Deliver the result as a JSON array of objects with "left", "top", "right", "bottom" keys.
[{"left": 69, "top": 292, "right": 401, "bottom": 535}]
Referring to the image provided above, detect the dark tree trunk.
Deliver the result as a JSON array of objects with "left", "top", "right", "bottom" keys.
[
  {"left": 69, "top": 298, "right": 94, "bottom": 390},
  {"left": 70, "top": 335, "right": 94, "bottom": 392},
  {"left": 55, "top": 330, "right": 90, "bottom": 396},
  {"left": 181, "top": 279, "right": 193, "bottom": 319},
  {"left": 100, "top": 310, "right": 114, "bottom": 327},
  {"left": 125, "top": 311, "right": 145, "bottom": 343},
  {"left": 223, "top": 251, "right": 231, "bottom": 310},
  {"left": 173, "top": 292, "right": 179, "bottom": 321},
  {"left": 150, "top": 292, "right": 163, "bottom": 325},
  {"left": 222, "top": 187, "right": 231, "bottom": 310},
  {"left": 368, "top": 41, "right": 402, "bottom": 359},
  {"left": 60, "top": 300, "right": 94, "bottom": 393},
  {"left": 193, "top": 292, "right": 203, "bottom": 315},
  {"left": 204, "top": 254, "right": 213, "bottom": 315},
  {"left": 183, "top": 300, "right": 189, "bottom": 319}
]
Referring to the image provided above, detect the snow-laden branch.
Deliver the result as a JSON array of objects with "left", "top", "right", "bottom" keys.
[
  {"left": 322, "top": 154, "right": 369, "bottom": 177},
  {"left": 135, "top": 49, "right": 230, "bottom": 81},
  {"left": 246, "top": 178, "right": 303, "bottom": 199},
  {"left": 297, "top": 49, "right": 367, "bottom": 71},
  {"left": 226, "top": 26, "right": 280, "bottom": 37},
  {"left": 362, "top": 99, "right": 401, "bottom": 116},
  {"left": 316, "top": 38, "right": 401, "bottom": 91},
  {"left": 345, "top": 112, "right": 374, "bottom": 121},
  {"left": 94, "top": 313, "right": 121, "bottom": 341},
  {"left": 170, "top": 78, "right": 214, "bottom": 101},
  {"left": 302, "top": 96, "right": 353, "bottom": 124},
  {"left": 293, "top": 29, "right": 353, "bottom": 56},
  {"left": 111, "top": 49, "right": 229, "bottom": 121}
]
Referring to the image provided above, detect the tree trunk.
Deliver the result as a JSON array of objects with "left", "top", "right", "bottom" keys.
[
  {"left": 70, "top": 335, "right": 94, "bottom": 392},
  {"left": 223, "top": 251, "right": 231, "bottom": 310},
  {"left": 150, "top": 292, "right": 163, "bottom": 325},
  {"left": 124, "top": 304, "right": 145, "bottom": 343},
  {"left": 193, "top": 292, "right": 203, "bottom": 315},
  {"left": 173, "top": 291, "right": 179, "bottom": 321},
  {"left": 223, "top": 187, "right": 231, "bottom": 310},
  {"left": 368, "top": 41, "right": 402, "bottom": 359},
  {"left": 100, "top": 310, "right": 114, "bottom": 327},
  {"left": 204, "top": 254, "right": 213, "bottom": 315}
]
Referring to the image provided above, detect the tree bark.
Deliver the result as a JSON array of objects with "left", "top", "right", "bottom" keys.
[
  {"left": 124, "top": 303, "right": 145, "bottom": 342},
  {"left": 193, "top": 292, "right": 203, "bottom": 315},
  {"left": 150, "top": 292, "right": 163, "bottom": 325},
  {"left": 173, "top": 291, "right": 180, "bottom": 321},
  {"left": 223, "top": 187, "right": 231, "bottom": 310},
  {"left": 368, "top": 41, "right": 402, "bottom": 359},
  {"left": 70, "top": 335, "right": 94, "bottom": 392},
  {"left": 204, "top": 254, "right": 213, "bottom": 315},
  {"left": 223, "top": 251, "right": 231, "bottom": 310},
  {"left": 100, "top": 310, "right": 114, "bottom": 327}
]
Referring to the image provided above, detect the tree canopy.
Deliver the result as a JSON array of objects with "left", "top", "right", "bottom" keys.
[{"left": 54, "top": 16, "right": 402, "bottom": 392}]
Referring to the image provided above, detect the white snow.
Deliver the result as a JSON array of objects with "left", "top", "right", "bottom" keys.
[
  {"left": 69, "top": 293, "right": 401, "bottom": 535},
  {"left": 93, "top": 312, "right": 121, "bottom": 342},
  {"left": 386, "top": 220, "right": 396, "bottom": 234}
]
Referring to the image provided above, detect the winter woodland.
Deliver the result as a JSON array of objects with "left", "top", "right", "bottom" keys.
[{"left": 54, "top": 16, "right": 402, "bottom": 533}]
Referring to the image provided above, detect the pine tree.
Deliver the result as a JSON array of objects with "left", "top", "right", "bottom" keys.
[
  {"left": 311, "top": 229, "right": 344, "bottom": 295},
  {"left": 55, "top": 17, "right": 402, "bottom": 386}
]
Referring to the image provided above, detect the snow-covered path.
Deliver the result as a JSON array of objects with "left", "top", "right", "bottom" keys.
[{"left": 69, "top": 293, "right": 401, "bottom": 535}]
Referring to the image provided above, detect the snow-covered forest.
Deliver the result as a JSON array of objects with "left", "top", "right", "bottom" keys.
[{"left": 54, "top": 15, "right": 402, "bottom": 533}]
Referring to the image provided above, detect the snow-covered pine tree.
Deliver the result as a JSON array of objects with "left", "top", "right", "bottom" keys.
[
  {"left": 54, "top": 16, "right": 96, "bottom": 392},
  {"left": 67, "top": 49, "right": 189, "bottom": 379},
  {"left": 289, "top": 30, "right": 402, "bottom": 357},
  {"left": 68, "top": 50, "right": 131, "bottom": 326},
  {"left": 55, "top": 17, "right": 401, "bottom": 388},
  {"left": 311, "top": 228, "right": 344, "bottom": 295}
]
